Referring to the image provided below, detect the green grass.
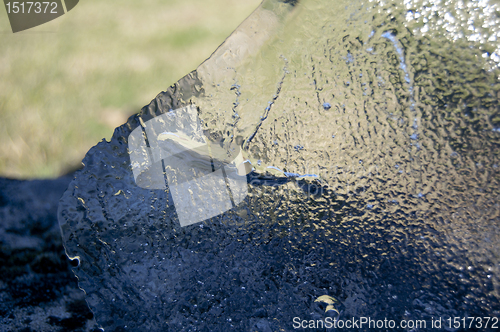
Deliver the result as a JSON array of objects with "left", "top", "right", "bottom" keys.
[{"left": 0, "top": 0, "right": 261, "bottom": 178}]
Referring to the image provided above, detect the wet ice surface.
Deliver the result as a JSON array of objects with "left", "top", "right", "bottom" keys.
[{"left": 59, "top": 0, "right": 500, "bottom": 330}]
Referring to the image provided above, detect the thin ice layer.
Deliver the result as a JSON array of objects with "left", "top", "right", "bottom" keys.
[{"left": 58, "top": 0, "right": 500, "bottom": 330}]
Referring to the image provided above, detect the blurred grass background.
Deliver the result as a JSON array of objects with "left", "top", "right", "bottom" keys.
[{"left": 0, "top": 0, "right": 261, "bottom": 179}]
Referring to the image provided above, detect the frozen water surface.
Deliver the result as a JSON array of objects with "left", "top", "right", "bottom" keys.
[{"left": 58, "top": 0, "right": 500, "bottom": 330}]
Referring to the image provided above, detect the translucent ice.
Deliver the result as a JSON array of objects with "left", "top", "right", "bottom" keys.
[{"left": 59, "top": 0, "right": 500, "bottom": 330}]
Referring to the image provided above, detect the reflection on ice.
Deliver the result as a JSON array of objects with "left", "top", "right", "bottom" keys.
[{"left": 59, "top": 0, "right": 500, "bottom": 330}]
